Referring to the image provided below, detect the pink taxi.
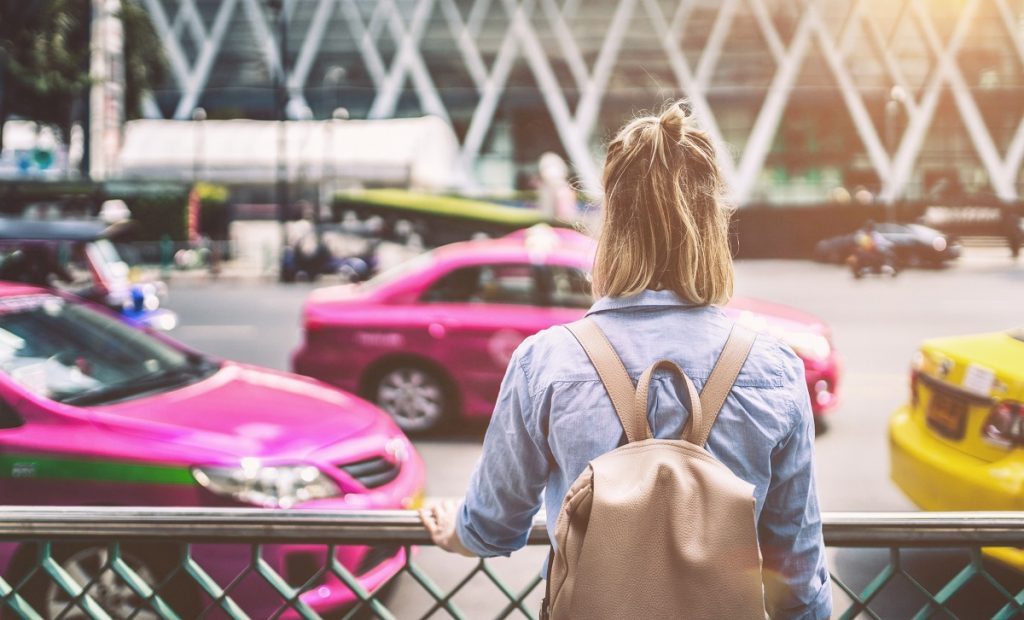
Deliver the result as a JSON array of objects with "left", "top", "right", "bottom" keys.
[
  {"left": 0, "top": 283, "right": 424, "bottom": 617},
  {"left": 293, "top": 228, "right": 841, "bottom": 434}
]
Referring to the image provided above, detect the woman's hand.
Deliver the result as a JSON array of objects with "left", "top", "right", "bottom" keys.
[{"left": 418, "top": 499, "right": 476, "bottom": 557}]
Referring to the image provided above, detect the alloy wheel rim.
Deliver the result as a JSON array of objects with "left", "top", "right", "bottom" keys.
[
  {"left": 45, "top": 547, "right": 160, "bottom": 619},
  {"left": 377, "top": 368, "right": 445, "bottom": 431}
]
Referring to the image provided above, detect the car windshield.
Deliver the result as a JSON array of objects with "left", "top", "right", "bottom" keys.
[
  {"left": 906, "top": 224, "right": 938, "bottom": 238},
  {"left": 1012, "top": 329, "right": 1024, "bottom": 344},
  {"left": 0, "top": 295, "right": 216, "bottom": 405},
  {"left": 361, "top": 251, "right": 435, "bottom": 291}
]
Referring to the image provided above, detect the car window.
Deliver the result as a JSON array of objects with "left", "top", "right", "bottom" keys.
[
  {"left": 0, "top": 295, "right": 214, "bottom": 405},
  {"left": 422, "top": 264, "right": 540, "bottom": 305},
  {"left": 543, "top": 265, "right": 593, "bottom": 309}
]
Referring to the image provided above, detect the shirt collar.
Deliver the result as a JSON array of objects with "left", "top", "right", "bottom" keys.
[{"left": 586, "top": 289, "right": 701, "bottom": 316}]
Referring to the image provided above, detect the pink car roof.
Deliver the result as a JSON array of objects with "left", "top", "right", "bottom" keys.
[{"left": 0, "top": 282, "right": 51, "bottom": 297}]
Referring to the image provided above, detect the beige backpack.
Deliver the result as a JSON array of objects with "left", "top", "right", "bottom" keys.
[{"left": 543, "top": 318, "right": 767, "bottom": 620}]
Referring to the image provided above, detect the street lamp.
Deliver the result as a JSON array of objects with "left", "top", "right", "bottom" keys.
[
  {"left": 322, "top": 106, "right": 349, "bottom": 222},
  {"left": 266, "top": 0, "right": 289, "bottom": 278},
  {"left": 322, "top": 65, "right": 346, "bottom": 117},
  {"left": 884, "top": 85, "right": 907, "bottom": 221},
  {"left": 191, "top": 107, "right": 207, "bottom": 183}
]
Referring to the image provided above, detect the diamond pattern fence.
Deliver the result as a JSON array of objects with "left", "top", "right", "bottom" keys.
[{"left": 0, "top": 508, "right": 1022, "bottom": 619}]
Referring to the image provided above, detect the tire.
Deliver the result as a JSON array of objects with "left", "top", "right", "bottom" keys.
[
  {"left": 369, "top": 364, "right": 453, "bottom": 434},
  {"left": 4, "top": 542, "right": 198, "bottom": 619}
]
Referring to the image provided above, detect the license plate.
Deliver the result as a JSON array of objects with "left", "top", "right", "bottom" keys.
[{"left": 926, "top": 392, "right": 968, "bottom": 440}]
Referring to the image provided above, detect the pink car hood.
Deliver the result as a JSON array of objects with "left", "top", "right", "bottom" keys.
[{"left": 89, "top": 364, "right": 383, "bottom": 460}]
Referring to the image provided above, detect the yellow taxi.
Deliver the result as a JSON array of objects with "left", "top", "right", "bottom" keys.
[{"left": 890, "top": 329, "right": 1024, "bottom": 568}]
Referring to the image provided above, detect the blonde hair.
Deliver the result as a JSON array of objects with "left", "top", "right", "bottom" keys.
[{"left": 592, "top": 101, "right": 734, "bottom": 306}]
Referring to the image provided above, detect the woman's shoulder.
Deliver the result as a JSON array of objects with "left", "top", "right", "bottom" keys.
[
  {"left": 738, "top": 327, "right": 807, "bottom": 389},
  {"left": 510, "top": 323, "right": 592, "bottom": 386}
]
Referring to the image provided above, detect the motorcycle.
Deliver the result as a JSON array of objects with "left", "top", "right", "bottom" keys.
[{"left": 847, "top": 249, "right": 899, "bottom": 279}]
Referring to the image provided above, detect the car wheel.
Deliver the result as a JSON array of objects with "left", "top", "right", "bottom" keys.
[
  {"left": 6, "top": 543, "right": 198, "bottom": 619},
  {"left": 372, "top": 365, "right": 451, "bottom": 434}
]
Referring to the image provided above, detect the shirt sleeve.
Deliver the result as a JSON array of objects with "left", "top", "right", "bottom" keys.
[
  {"left": 759, "top": 354, "right": 833, "bottom": 620},
  {"left": 456, "top": 347, "right": 550, "bottom": 557}
]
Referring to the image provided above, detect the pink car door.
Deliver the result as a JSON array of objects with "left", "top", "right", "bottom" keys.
[{"left": 419, "top": 262, "right": 554, "bottom": 418}]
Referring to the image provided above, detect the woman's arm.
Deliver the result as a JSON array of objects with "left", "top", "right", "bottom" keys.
[
  {"left": 758, "top": 358, "right": 833, "bottom": 619},
  {"left": 422, "top": 347, "right": 551, "bottom": 557}
]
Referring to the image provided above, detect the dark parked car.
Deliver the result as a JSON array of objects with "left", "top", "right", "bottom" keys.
[{"left": 814, "top": 223, "right": 961, "bottom": 267}]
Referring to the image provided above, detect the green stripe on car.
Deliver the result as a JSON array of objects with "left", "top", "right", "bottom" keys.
[{"left": 0, "top": 454, "right": 194, "bottom": 485}]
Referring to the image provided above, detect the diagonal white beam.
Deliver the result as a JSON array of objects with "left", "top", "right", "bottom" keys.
[
  {"left": 540, "top": 0, "right": 590, "bottom": 92},
  {"left": 642, "top": 0, "right": 737, "bottom": 190},
  {"left": 505, "top": 0, "right": 601, "bottom": 194},
  {"left": 367, "top": 0, "right": 389, "bottom": 40},
  {"left": 834, "top": 0, "right": 862, "bottom": 58},
  {"left": 807, "top": 5, "right": 891, "bottom": 185},
  {"left": 369, "top": 0, "right": 450, "bottom": 122},
  {"left": 669, "top": 0, "right": 696, "bottom": 43},
  {"left": 745, "top": 0, "right": 787, "bottom": 65},
  {"left": 572, "top": 0, "right": 636, "bottom": 139},
  {"left": 439, "top": 0, "right": 489, "bottom": 90},
  {"left": 694, "top": 0, "right": 739, "bottom": 91},
  {"left": 857, "top": 0, "right": 919, "bottom": 116},
  {"left": 911, "top": 0, "right": 1013, "bottom": 200},
  {"left": 732, "top": 9, "right": 816, "bottom": 205},
  {"left": 240, "top": 0, "right": 284, "bottom": 81},
  {"left": 140, "top": 0, "right": 192, "bottom": 90},
  {"left": 141, "top": 92, "right": 163, "bottom": 119},
  {"left": 466, "top": 0, "right": 493, "bottom": 39},
  {"left": 180, "top": 0, "right": 208, "bottom": 51},
  {"left": 1004, "top": 118, "right": 1024, "bottom": 189},
  {"left": 561, "top": 0, "right": 580, "bottom": 20},
  {"left": 993, "top": 0, "right": 1024, "bottom": 67},
  {"left": 459, "top": 0, "right": 523, "bottom": 172},
  {"left": 173, "top": 0, "right": 238, "bottom": 119},
  {"left": 338, "top": 0, "right": 388, "bottom": 88},
  {"left": 288, "top": 0, "right": 338, "bottom": 95},
  {"left": 881, "top": 0, "right": 980, "bottom": 202}
]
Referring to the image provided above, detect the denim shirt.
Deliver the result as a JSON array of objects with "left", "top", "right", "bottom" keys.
[{"left": 456, "top": 289, "right": 832, "bottom": 620}]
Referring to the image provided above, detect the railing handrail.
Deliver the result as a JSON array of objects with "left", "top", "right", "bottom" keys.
[{"left": 0, "top": 507, "right": 1023, "bottom": 547}]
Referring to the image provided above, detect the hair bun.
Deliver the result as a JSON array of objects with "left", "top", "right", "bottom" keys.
[{"left": 659, "top": 103, "right": 687, "bottom": 138}]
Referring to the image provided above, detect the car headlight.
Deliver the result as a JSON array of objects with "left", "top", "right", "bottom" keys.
[
  {"left": 192, "top": 460, "right": 341, "bottom": 508},
  {"left": 779, "top": 331, "right": 832, "bottom": 361},
  {"left": 931, "top": 237, "right": 947, "bottom": 252}
]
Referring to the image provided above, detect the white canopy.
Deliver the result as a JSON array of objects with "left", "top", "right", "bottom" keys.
[{"left": 116, "top": 116, "right": 461, "bottom": 191}]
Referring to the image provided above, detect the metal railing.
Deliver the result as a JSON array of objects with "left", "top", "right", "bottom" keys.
[{"left": 0, "top": 508, "right": 1022, "bottom": 619}]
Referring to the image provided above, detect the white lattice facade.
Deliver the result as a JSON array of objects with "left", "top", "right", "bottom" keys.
[{"left": 141, "top": 0, "right": 1024, "bottom": 204}]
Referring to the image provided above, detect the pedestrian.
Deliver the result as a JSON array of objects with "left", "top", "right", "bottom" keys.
[{"left": 420, "top": 101, "right": 832, "bottom": 619}]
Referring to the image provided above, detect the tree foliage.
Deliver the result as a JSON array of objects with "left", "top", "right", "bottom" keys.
[
  {"left": 120, "top": 0, "right": 168, "bottom": 122},
  {"left": 0, "top": 0, "right": 166, "bottom": 154}
]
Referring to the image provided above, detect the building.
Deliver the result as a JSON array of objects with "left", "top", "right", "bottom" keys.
[{"left": 139, "top": 0, "right": 1024, "bottom": 204}]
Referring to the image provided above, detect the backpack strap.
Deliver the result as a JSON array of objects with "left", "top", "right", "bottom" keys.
[
  {"left": 693, "top": 324, "right": 757, "bottom": 447},
  {"left": 565, "top": 318, "right": 652, "bottom": 443}
]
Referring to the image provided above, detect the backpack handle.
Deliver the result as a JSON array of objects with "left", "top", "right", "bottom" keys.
[{"left": 634, "top": 360, "right": 703, "bottom": 444}]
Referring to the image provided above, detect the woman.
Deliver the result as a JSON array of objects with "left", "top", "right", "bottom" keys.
[{"left": 420, "top": 102, "right": 832, "bottom": 619}]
